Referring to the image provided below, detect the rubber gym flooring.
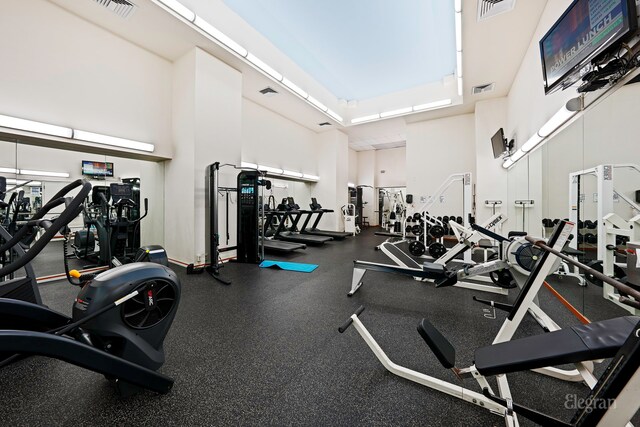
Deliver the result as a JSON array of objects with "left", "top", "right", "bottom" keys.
[{"left": 1, "top": 228, "right": 638, "bottom": 426}]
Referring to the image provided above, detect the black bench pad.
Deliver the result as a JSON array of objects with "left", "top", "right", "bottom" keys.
[{"left": 474, "top": 316, "right": 639, "bottom": 377}]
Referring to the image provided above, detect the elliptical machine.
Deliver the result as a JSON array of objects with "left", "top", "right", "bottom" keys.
[
  {"left": 0, "top": 179, "right": 181, "bottom": 395},
  {"left": 73, "top": 182, "right": 167, "bottom": 268}
]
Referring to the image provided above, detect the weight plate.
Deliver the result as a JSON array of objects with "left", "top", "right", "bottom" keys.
[
  {"left": 409, "top": 240, "right": 426, "bottom": 256},
  {"left": 489, "top": 269, "right": 517, "bottom": 289},
  {"left": 430, "top": 225, "right": 445, "bottom": 239},
  {"left": 428, "top": 242, "right": 447, "bottom": 258},
  {"left": 412, "top": 224, "right": 424, "bottom": 235}
]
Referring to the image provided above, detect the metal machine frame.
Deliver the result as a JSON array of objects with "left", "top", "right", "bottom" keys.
[
  {"left": 569, "top": 163, "right": 640, "bottom": 314},
  {"left": 340, "top": 221, "right": 640, "bottom": 426}
]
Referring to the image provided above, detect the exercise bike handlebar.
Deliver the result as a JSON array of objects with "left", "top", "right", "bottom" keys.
[
  {"left": 0, "top": 179, "right": 91, "bottom": 278},
  {"left": 525, "top": 235, "right": 640, "bottom": 310},
  {"left": 338, "top": 306, "right": 365, "bottom": 333}
]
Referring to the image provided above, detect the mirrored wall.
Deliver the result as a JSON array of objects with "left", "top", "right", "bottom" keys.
[
  {"left": 1, "top": 141, "right": 165, "bottom": 280},
  {"left": 507, "top": 80, "right": 640, "bottom": 319}
]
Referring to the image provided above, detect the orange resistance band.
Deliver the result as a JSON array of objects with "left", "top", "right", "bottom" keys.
[{"left": 543, "top": 281, "right": 591, "bottom": 325}]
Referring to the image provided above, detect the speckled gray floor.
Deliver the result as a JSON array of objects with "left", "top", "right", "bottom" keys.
[{"left": 1, "top": 228, "right": 637, "bottom": 426}]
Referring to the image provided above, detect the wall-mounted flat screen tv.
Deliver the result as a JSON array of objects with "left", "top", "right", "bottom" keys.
[
  {"left": 82, "top": 160, "right": 114, "bottom": 177},
  {"left": 539, "top": 0, "right": 637, "bottom": 94},
  {"left": 491, "top": 128, "right": 507, "bottom": 159}
]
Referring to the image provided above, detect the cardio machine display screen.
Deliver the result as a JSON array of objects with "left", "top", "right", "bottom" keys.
[
  {"left": 110, "top": 183, "right": 133, "bottom": 198},
  {"left": 82, "top": 160, "right": 114, "bottom": 177}
]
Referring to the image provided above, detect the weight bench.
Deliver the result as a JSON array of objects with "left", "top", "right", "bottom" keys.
[{"left": 419, "top": 315, "right": 639, "bottom": 377}]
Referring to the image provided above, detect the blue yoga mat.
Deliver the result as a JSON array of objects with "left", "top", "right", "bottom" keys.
[{"left": 259, "top": 260, "right": 318, "bottom": 273}]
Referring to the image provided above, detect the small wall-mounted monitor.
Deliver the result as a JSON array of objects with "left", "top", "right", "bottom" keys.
[
  {"left": 82, "top": 160, "right": 114, "bottom": 178},
  {"left": 539, "top": 0, "right": 638, "bottom": 94},
  {"left": 491, "top": 128, "right": 507, "bottom": 159}
]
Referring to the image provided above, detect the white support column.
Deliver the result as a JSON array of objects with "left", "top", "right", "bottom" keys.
[{"left": 597, "top": 165, "right": 614, "bottom": 274}]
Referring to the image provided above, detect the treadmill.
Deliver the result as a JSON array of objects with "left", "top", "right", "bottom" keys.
[
  {"left": 299, "top": 198, "right": 351, "bottom": 240},
  {"left": 261, "top": 207, "right": 306, "bottom": 253},
  {"left": 273, "top": 199, "right": 332, "bottom": 246}
]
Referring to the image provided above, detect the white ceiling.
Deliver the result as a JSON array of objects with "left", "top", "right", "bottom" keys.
[{"left": 47, "top": 0, "right": 548, "bottom": 151}]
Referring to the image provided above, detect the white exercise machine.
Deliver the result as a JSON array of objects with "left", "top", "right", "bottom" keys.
[{"left": 340, "top": 220, "right": 640, "bottom": 426}]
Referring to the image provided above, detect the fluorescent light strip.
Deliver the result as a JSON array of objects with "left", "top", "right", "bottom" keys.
[
  {"left": 282, "top": 78, "right": 308, "bottom": 99},
  {"left": 19, "top": 169, "right": 69, "bottom": 178},
  {"left": 457, "top": 77, "right": 463, "bottom": 96},
  {"left": 302, "top": 174, "right": 319, "bottom": 181},
  {"left": 73, "top": 130, "right": 155, "bottom": 153},
  {"left": 0, "top": 113, "right": 73, "bottom": 139},
  {"left": 413, "top": 98, "right": 452, "bottom": 111},
  {"left": 327, "top": 109, "right": 343, "bottom": 123},
  {"left": 521, "top": 133, "right": 544, "bottom": 153},
  {"left": 351, "top": 114, "right": 381, "bottom": 124},
  {"left": 380, "top": 107, "right": 413, "bottom": 118},
  {"left": 282, "top": 169, "right": 304, "bottom": 178},
  {"left": 510, "top": 149, "right": 525, "bottom": 162},
  {"left": 538, "top": 106, "right": 575, "bottom": 137},
  {"left": 0, "top": 167, "right": 19, "bottom": 174},
  {"left": 194, "top": 16, "right": 248, "bottom": 57},
  {"left": 307, "top": 96, "right": 328, "bottom": 112},
  {"left": 456, "top": 51, "right": 463, "bottom": 78},
  {"left": 455, "top": 12, "right": 462, "bottom": 52},
  {"left": 247, "top": 53, "right": 283, "bottom": 81},
  {"left": 348, "top": 182, "right": 355, "bottom": 188},
  {"left": 258, "top": 164, "right": 284, "bottom": 175},
  {"left": 157, "top": 0, "right": 195, "bottom": 22},
  {"left": 455, "top": 0, "right": 462, "bottom": 13},
  {"left": 5, "top": 178, "right": 42, "bottom": 186},
  {"left": 504, "top": 103, "right": 578, "bottom": 168},
  {"left": 159, "top": 3, "right": 346, "bottom": 126},
  {"left": 240, "top": 161, "right": 258, "bottom": 169}
]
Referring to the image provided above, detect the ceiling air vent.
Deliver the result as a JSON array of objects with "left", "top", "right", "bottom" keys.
[
  {"left": 91, "top": 0, "right": 137, "bottom": 19},
  {"left": 259, "top": 87, "right": 279, "bottom": 96},
  {"left": 477, "top": 0, "right": 516, "bottom": 22},
  {"left": 318, "top": 122, "right": 332, "bottom": 127},
  {"left": 472, "top": 82, "right": 495, "bottom": 95}
]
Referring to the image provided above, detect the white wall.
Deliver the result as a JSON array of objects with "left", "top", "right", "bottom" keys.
[
  {"left": 0, "top": 0, "right": 173, "bottom": 158},
  {"left": 348, "top": 149, "right": 358, "bottom": 185},
  {"left": 474, "top": 98, "right": 509, "bottom": 227},
  {"left": 241, "top": 99, "right": 318, "bottom": 174},
  {"left": 406, "top": 114, "right": 475, "bottom": 217},
  {"left": 375, "top": 147, "right": 406, "bottom": 188},
  {"left": 165, "top": 50, "right": 197, "bottom": 264}
]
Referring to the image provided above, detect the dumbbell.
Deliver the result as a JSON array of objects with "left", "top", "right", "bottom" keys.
[
  {"left": 584, "top": 220, "right": 596, "bottom": 229},
  {"left": 413, "top": 213, "right": 422, "bottom": 221},
  {"left": 553, "top": 218, "right": 560, "bottom": 225},
  {"left": 616, "top": 236, "right": 629, "bottom": 246},
  {"left": 577, "top": 233, "right": 585, "bottom": 244},
  {"left": 577, "top": 220, "right": 584, "bottom": 229},
  {"left": 456, "top": 216, "right": 463, "bottom": 224},
  {"left": 405, "top": 225, "right": 413, "bottom": 234},
  {"left": 542, "top": 218, "right": 552, "bottom": 228},
  {"left": 442, "top": 216, "right": 450, "bottom": 224},
  {"left": 584, "top": 233, "right": 597, "bottom": 244}
]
